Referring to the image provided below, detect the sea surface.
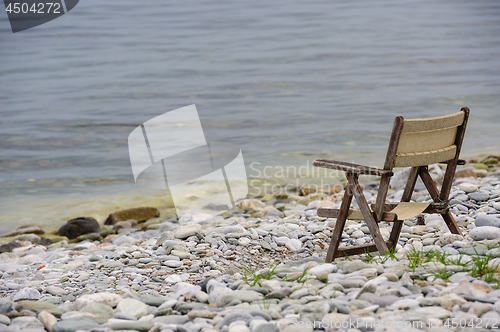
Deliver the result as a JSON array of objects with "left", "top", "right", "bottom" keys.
[{"left": 1, "top": 0, "right": 499, "bottom": 232}]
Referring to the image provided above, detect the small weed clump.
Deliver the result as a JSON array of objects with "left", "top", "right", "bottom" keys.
[
  {"left": 403, "top": 245, "right": 500, "bottom": 287},
  {"left": 242, "top": 261, "right": 279, "bottom": 287}
]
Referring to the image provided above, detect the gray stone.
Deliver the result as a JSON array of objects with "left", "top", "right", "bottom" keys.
[
  {"left": 337, "top": 261, "right": 382, "bottom": 274},
  {"left": 469, "top": 192, "right": 490, "bottom": 202},
  {"left": 475, "top": 214, "right": 500, "bottom": 227},
  {"left": 13, "top": 287, "right": 41, "bottom": 301},
  {"left": 15, "top": 300, "right": 63, "bottom": 316},
  {"left": 469, "top": 227, "right": 500, "bottom": 240},
  {"left": 0, "top": 316, "right": 8, "bottom": 326},
  {"left": 46, "top": 286, "right": 67, "bottom": 296},
  {"left": 223, "top": 290, "right": 262, "bottom": 304},
  {"left": 8, "top": 316, "right": 45, "bottom": 331},
  {"left": 116, "top": 298, "right": 148, "bottom": 319},
  {"left": 153, "top": 315, "right": 189, "bottom": 325},
  {"left": 110, "top": 321, "right": 154, "bottom": 331},
  {"left": 338, "top": 278, "right": 365, "bottom": 288},
  {"left": 459, "top": 183, "right": 478, "bottom": 193},
  {"left": 285, "top": 239, "right": 302, "bottom": 252},
  {"left": 140, "top": 296, "right": 164, "bottom": 307},
  {"left": 481, "top": 311, "right": 500, "bottom": 328},
  {"left": 174, "top": 224, "right": 202, "bottom": 239},
  {"left": 194, "top": 291, "right": 208, "bottom": 303},
  {"left": 252, "top": 324, "right": 279, "bottom": 332},
  {"left": 0, "top": 299, "right": 12, "bottom": 314},
  {"left": 52, "top": 317, "right": 100, "bottom": 332},
  {"left": 163, "top": 260, "right": 183, "bottom": 268},
  {"left": 80, "top": 303, "right": 114, "bottom": 323},
  {"left": 219, "top": 313, "right": 253, "bottom": 328},
  {"left": 459, "top": 245, "right": 489, "bottom": 255},
  {"left": 386, "top": 299, "right": 420, "bottom": 310}
]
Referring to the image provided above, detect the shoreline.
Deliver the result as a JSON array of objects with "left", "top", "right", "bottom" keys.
[
  {"left": 0, "top": 155, "right": 499, "bottom": 331},
  {"left": 1, "top": 152, "right": 499, "bottom": 236}
]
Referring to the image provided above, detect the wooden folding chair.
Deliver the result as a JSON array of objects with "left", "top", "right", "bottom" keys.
[{"left": 313, "top": 107, "right": 470, "bottom": 262}]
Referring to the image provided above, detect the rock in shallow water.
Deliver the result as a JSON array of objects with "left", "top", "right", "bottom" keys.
[
  {"left": 104, "top": 206, "right": 160, "bottom": 225},
  {"left": 58, "top": 217, "right": 100, "bottom": 239}
]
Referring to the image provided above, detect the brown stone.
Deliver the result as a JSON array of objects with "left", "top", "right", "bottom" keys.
[
  {"left": 104, "top": 207, "right": 159, "bottom": 225},
  {"left": 455, "top": 169, "right": 477, "bottom": 179},
  {"left": 3, "top": 226, "right": 45, "bottom": 237}
]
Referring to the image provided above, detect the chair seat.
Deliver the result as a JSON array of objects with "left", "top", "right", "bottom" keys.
[{"left": 318, "top": 208, "right": 397, "bottom": 222}]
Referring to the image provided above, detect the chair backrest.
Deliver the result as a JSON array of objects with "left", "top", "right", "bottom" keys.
[
  {"left": 384, "top": 108, "right": 469, "bottom": 170},
  {"left": 374, "top": 108, "right": 469, "bottom": 218}
]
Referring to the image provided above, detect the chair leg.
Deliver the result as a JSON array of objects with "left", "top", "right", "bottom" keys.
[
  {"left": 387, "top": 166, "right": 420, "bottom": 251},
  {"left": 388, "top": 220, "right": 403, "bottom": 251},
  {"left": 441, "top": 211, "right": 462, "bottom": 235},
  {"left": 325, "top": 173, "right": 354, "bottom": 263},
  {"left": 419, "top": 167, "right": 463, "bottom": 236},
  {"left": 350, "top": 175, "right": 390, "bottom": 254}
]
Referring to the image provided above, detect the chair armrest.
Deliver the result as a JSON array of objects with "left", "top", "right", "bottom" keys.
[
  {"left": 439, "top": 159, "right": 466, "bottom": 165},
  {"left": 313, "top": 159, "right": 393, "bottom": 176}
]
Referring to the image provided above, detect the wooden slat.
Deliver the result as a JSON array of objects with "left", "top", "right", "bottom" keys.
[
  {"left": 335, "top": 241, "right": 394, "bottom": 258},
  {"left": 441, "top": 107, "right": 469, "bottom": 200},
  {"left": 419, "top": 166, "right": 462, "bottom": 236},
  {"left": 350, "top": 175, "right": 389, "bottom": 253},
  {"left": 313, "top": 160, "right": 393, "bottom": 176},
  {"left": 317, "top": 208, "right": 397, "bottom": 222},
  {"left": 401, "top": 111, "right": 465, "bottom": 133},
  {"left": 325, "top": 173, "right": 354, "bottom": 263}
]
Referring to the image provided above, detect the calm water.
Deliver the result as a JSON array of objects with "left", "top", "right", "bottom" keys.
[{"left": 1, "top": 0, "right": 499, "bottom": 232}]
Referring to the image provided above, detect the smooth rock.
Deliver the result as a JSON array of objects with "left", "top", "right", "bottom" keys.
[
  {"left": 15, "top": 301, "right": 63, "bottom": 316},
  {"left": 219, "top": 313, "right": 253, "bottom": 328},
  {"left": 58, "top": 217, "right": 100, "bottom": 239},
  {"left": 52, "top": 317, "right": 100, "bottom": 332},
  {"left": 307, "top": 264, "right": 337, "bottom": 277},
  {"left": 252, "top": 324, "right": 279, "bottom": 332},
  {"left": 475, "top": 214, "right": 500, "bottom": 227},
  {"left": 459, "top": 183, "right": 478, "bottom": 193},
  {"left": 9, "top": 316, "right": 44, "bottom": 331},
  {"left": 13, "top": 287, "right": 41, "bottom": 302},
  {"left": 38, "top": 311, "right": 57, "bottom": 332},
  {"left": 386, "top": 299, "right": 420, "bottom": 310},
  {"left": 104, "top": 207, "right": 159, "bottom": 225},
  {"left": 110, "top": 321, "right": 154, "bottom": 331},
  {"left": 80, "top": 303, "right": 114, "bottom": 323},
  {"left": 74, "top": 292, "right": 122, "bottom": 309},
  {"left": 0, "top": 299, "right": 12, "bottom": 314},
  {"left": 46, "top": 286, "right": 68, "bottom": 296},
  {"left": 224, "top": 290, "right": 263, "bottom": 304},
  {"left": 469, "top": 226, "right": 500, "bottom": 240},
  {"left": 116, "top": 298, "right": 148, "bottom": 319},
  {"left": 285, "top": 239, "right": 302, "bottom": 252},
  {"left": 174, "top": 224, "right": 202, "bottom": 239}
]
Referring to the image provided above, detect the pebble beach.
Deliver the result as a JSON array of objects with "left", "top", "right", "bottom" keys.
[{"left": 2, "top": 156, "right": 500, "bottom": 332}]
